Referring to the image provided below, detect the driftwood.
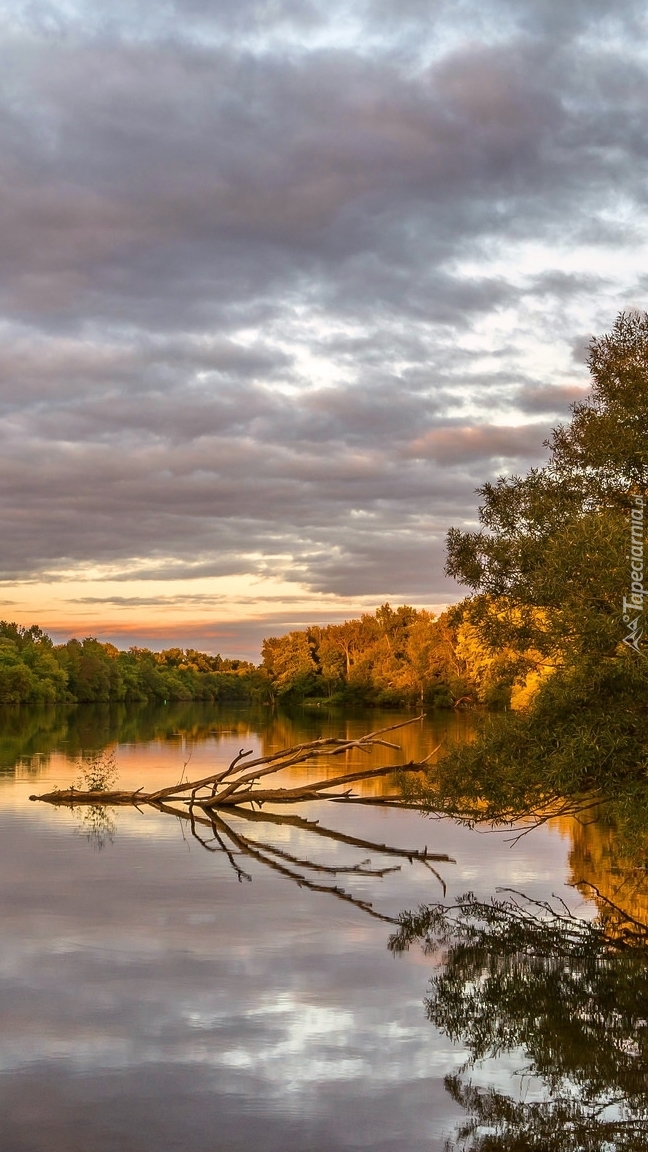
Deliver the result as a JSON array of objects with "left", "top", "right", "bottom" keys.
[
  {"left": 30, "top": 715, "right": 438, "bottom": 811},
  {"left": 30, "top": 716, "right": 452, "bottom": 922}
]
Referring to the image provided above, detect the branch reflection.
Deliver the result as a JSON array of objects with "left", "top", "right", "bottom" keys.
[{"left": 169, "top": 800, "right": 453, "bottom": 923}]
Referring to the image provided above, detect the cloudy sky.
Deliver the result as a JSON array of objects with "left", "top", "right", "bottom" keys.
[{"left": 1, "top": 0, "right": 647, "bottom": 658}]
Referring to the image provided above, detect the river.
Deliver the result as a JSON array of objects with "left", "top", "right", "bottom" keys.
[{"left": 0, "top": 702, "right": 641, "bottom": 1151}]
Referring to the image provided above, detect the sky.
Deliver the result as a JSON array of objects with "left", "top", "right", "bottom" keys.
[{"left": 1, "top": 0, "right": 647, "bottom": 659}]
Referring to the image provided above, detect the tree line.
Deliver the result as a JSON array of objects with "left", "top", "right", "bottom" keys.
[
  {"left": 259, "top": 601, "right": 534, "bottom": 707},
  {"left": 0, "top": 624, "right": 258, "bottom": 705},
  {"left": 0, "top": 603, "right": 522, "bottom": 709}
]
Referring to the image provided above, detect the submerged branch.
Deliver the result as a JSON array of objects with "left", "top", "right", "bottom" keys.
[
  {"left": 30, "top": 717, "right": 436, "bottom": 812},
  {"left": 29, "top": 717, "right": 451, "bottom": 921}
]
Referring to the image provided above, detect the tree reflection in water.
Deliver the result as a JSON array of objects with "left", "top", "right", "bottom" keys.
[
  {"left": 74, "top": 803, "right": 118, "bottom": 850},
  {"left": 391, "top": 889, "right": 648, "bottom": 1151}
]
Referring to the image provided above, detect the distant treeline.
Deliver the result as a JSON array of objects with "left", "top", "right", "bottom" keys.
[
  {"left": 0, "top": 622, "right": 259, "bottom": 705},
  {"left": 0, "top": 604, "right": 524, "bottom": 709}
]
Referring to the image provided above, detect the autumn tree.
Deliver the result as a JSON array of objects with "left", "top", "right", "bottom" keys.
[
  {"left": 446, "top": 312, "right": 648, "bottom": 663},
  {"left": 260, "top": 630, "right": 320, "bottom": 700},
  {"left": 414, "top": 313, "right": 648, "bottom": 818},
  {"left": 260, "top": 605, "right": 499, "bottom": 707}
]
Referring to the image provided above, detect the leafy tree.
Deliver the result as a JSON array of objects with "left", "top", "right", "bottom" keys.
[
  {"left": 0, "top": 623, "right": 68, "bottom": 704},
  {"left": 322, "top": 617, "right": 375, "bottom": 683},
  {"left": 414, "top": 313, "right": 648, "bottom": 816},
  {"left": 260, "top": 605, "right": 499, "bottom": 707},
  {"left": 260, "top": 630, "right": 320, "bottom": 701},
  {"left": 56, "top": 638, "right": 124, "bottom": 702},
  {"left": 446, "top": 312, "right": 648, "bottom": 663}
]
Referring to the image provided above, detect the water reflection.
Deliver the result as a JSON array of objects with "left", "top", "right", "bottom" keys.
[
  {"left": 3, "top": 703, "right": 640, "bottom": 1151},
  {"left": 0, "top": 699, "right": 473, "bottom": 780},
  {"left": 175, "top": 803, "right": 452, "bottom": 919},
  {"left": 0, "top": 700, "right": 270, "bottom": 772},
  {"left": 30, "top": 717, "right": 456, "bottom": 919},
  {"left": 569, "top": 807, "right": 648, "bottom": 932},
  {"left": 74, "top": 803, "right": 118, "bottom": 850},
  {"left": 393, "top": 865, "right": 648, "bottom": 1150}
]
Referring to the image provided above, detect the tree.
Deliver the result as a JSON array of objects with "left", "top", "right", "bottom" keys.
[
  {"left": 446, "top": 312, "right": 648, "bottom": 663},
  {"left": 260, "top": 630, "right": 319, "bottom": 700},
  {"left": 56, "top": 638, "right": 123, "bottom": 702},
  {"left": 0, "top": 625, "right": 260, "bottom": 705},
  {"left": 0, "top": 623, "right": 68, "bottom": 704},
  {"left": 260, "top": 605, "right": 496, "bottom": 707},
  {"left": 413, "top": 314, "right": 648, "bottom": 817}
]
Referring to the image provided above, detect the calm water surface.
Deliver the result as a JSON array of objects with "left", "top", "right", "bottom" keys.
[{"left": 0, "top": 703, "right": 609, "bottom": 1151}]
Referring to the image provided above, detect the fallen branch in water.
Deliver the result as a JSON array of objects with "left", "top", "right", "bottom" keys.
[
  {"left": 29, "top": 716, "right": 453, "bottom": 922},
  {"left": 30, "top": 715, "right": 437, "bottom": 811}
]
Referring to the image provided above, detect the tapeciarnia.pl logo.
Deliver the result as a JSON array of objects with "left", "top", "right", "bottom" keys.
[{"left": 622, "top": 495, "right": 646, "bottom": 655}]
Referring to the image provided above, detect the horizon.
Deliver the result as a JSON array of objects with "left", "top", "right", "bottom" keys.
[{"left": 8, "top": 599, "right": 452, "bottom": 665}]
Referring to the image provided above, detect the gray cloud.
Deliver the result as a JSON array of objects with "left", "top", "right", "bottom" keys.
[
  {"left": 0, "top": 0, "right": 645, "bottom": 622},
  {"left": 406, "top": 422, "right": 552, "bottom": 464},
  {"left": 515, "top": 383, "right": 591, "bottom": 415}
]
